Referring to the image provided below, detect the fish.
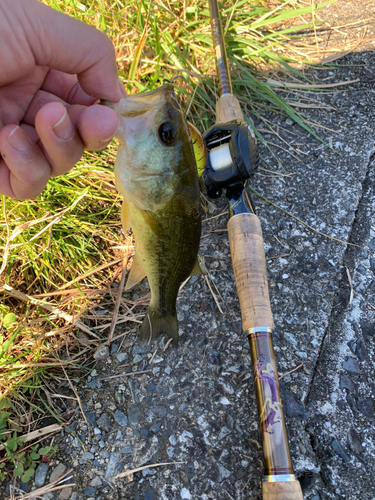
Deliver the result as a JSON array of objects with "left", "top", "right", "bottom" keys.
[{"left": 113, "top": 84, "right": 202, "bottom": 344}]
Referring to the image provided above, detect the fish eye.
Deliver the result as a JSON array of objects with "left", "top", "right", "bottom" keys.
[{"left": 158, "top": 122, "right": 177, "bottom": 146}]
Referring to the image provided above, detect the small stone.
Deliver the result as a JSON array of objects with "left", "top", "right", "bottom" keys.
[
  {"left": 90, "top": 476, "right": 102, "bottom": 486},
  {"left": 133, "top": 354, "right": 143, "bottom": 364},
  {"left": 93, "top": 344, "right": 109, "bottom": 360},
  {"left": 348, "top": 339, "right": 356, "bottom": 353},
  {"left": 340, "top": 373, "right": 355, "bottom": 392},
  {"left": 284, "top": 332, "right": 298, "bottom": 347},
  {"left": 331, "top": 439, "right": 350, "bottom": 462},
  {"left": 355, "top": 339, "right": 368, "bottom": 361},
  {"left": 116, "top": 352, "right": 128, "bottom": 363},
  {"left": 97, "top": 413, "right": 110, "bottom": 432},
  {"left": 177, "top": 311, "right": 185, "bottom": 321},
  {"left": 49, "top": 463, "right": 67, "bottom": 483},
  {"left": 119, "top": 446, "right": 133, "bottom": 455},
  {"left": 128, "top": 406, "right": 143, "bottom": 425},
  {"left": 165, "top": 366, "right": 172, "bottom": 374},
  {"left": 81, "top": 452, "right": 95, "bottom": 461},
  {"left": 342, "top": 357, "right": 360, "bottom": 374},
  {"left": 217, "top": 464, "right": 232, "bottom": 481},
  {"left": 105, "top": 453, "right": 121, "bottom": 479},
  {"left": 146, "top": 383, "right": 156, "bottom": 392},
  {"left": 141, "top": 427, "right": 149, "bottom": 438},
  {"left": 84, "top": 486, "right": 96, "bottom": 495},
  {"left": 151, "top": 405, "right": 166, "bottom": 417},
  {"left": 370, "top": 258, "right": 375, "bottom": 274},
  {"left": 367, "top": 238, "right": 375, "bottom": 251},
  {"left": 85, "top": 411, "right": 96, "bottom": 426},
  {"left": 110, "top": 343, "right": 119, "bottom": 354},
  {"left": 169, "top": 435, "right": 177, "bottom": 446},
  {"left": 348, "top": 427, "right": 364, "bottom": 454},
  {"left": 360, "top": 320, "right": 374, "bottom": 340},
  {"left": 356, "top": 396, "right": 374, "bottom": 417},
  {"left": 114, "top": 410, "right": 128, "bottom": 427},
  {"left": 144, "top": 487, "right": 157, "bottom": 500},
  {"left": 218, "top": 427, "right": 231, "bottom": 440},
  {"left": 296, "top": 351, "right": 307, "bottom": 360},
  {"left": 151, "top": 422, "right": 162, "bottom": 433},
  {"left": 133, "top": 345, "right": 145, "bottom": 355},
  {"left": 181, "top": 488, "right": 192, "bottom": 499},
  {"left": 34, "top": 462, "right": 49, "bottom": 486},
  {"left": 59, "top": 487, "right": 72, "bottom": 500},
  {"left": 279, "top": 381, "right": 307, "bottom": 419},
  {"left": 285, "top": 118, "right": 293, "bottom": 126},
  {"left": 220, "top": 397, "right": 230, "bottom": 405}
]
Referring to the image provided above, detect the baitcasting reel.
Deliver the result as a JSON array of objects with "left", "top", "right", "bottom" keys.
[{"left": 202, "top": 119, "right": 259, "bottom": 198}]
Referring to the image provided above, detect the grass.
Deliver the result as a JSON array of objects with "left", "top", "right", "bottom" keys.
[{"left": 0, "top": 0, "right": 338, "bottom": 488}]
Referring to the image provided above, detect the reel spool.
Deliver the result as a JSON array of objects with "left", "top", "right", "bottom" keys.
[{"left": 202, "top": 119, "right": 259, "bottom": 198}]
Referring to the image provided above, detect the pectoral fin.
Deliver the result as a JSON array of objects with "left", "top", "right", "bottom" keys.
[
  {"left": 140, "top": 210, "right": 164, "bottom": 237},
  {"left": 188, "top": 122, "right": 206, "bottom": 177},
  {"left": 125, "top": 251, "right": 147, "bottom": 290},
  {"left": 120, "top": 199, "right": 132, "bottom": 233},
  {"left": 115, "top": 168, "right": 127, "bottom": 199}
]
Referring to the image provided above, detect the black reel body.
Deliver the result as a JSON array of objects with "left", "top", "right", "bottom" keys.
[{"left": 202, "top": 120, "right": 259, "bottom": 198}]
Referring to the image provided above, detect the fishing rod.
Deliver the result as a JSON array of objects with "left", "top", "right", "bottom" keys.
[{"left": 202, "top": 1, "right": 304, "bottom": 499}]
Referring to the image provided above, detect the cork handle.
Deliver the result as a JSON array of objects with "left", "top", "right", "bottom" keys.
[
  {"left": 263, "top": 481, "right": 304, "bottom": 500},
  {"left": 216, "top": 94, "right": 243, "bottom": 122},
  {"left": 227, "top": 213, "right": 274, "bottom": 330}
]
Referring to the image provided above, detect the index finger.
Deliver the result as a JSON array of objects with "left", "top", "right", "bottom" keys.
[{"left": 16, "top": 0, "right": 125, "bottom": 102}]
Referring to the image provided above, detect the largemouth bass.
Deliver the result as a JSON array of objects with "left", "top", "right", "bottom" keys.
[{"left": 113, "top": 84, "right": 201, "bottom": 344}]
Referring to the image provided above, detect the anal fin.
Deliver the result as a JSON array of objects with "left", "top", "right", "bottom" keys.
[
  {"left": 190, "top": 253, "right": 208, "bottom": 276},
  {"left": 125, "top": 251, "right": 147, "bottom": 290}
]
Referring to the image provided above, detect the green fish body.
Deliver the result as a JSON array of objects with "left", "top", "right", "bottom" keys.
[{"left": 114, "top": 85, "right": 201, "bottom": 344}]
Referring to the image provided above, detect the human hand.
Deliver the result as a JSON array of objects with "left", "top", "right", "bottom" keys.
[{"left": 0, "top": 0, "right": 126, "bottom": 200}]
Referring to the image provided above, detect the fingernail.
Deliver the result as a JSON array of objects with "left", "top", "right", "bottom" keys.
[
  {"left": 118, "top": 79, "right": 127, "bottom": 98},
  {"left": 52, "top": 108, "right": 74, "bottom": 141},
  {"left": 98, "top": 136, "right": 114, "bottom": 146},
  {"left": 7, "top": 126, "right": 33, "bottom": 153}
]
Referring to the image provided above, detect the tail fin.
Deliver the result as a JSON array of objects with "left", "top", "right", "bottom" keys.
[{"left": 139, "top": 305, "right": 178, "bottom": 345}]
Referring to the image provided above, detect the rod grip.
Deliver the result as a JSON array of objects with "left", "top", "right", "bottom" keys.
[
  {"left": 227, "top": 213, "right": 274, "bottom": 330},
  {"left": 263, "top": 481, "right": 304, "bottom": 500},
  {"left": 216, "top": 94, "right": 243, "bottom": 122}
]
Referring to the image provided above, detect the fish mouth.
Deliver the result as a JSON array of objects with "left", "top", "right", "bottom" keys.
[{"left": 115, "top": 84, "right": 180, "bottom": 118}]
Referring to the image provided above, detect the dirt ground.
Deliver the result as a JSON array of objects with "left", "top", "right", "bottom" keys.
[{"left": 3, "top": 1, "right": 375, "bottom": 499}]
